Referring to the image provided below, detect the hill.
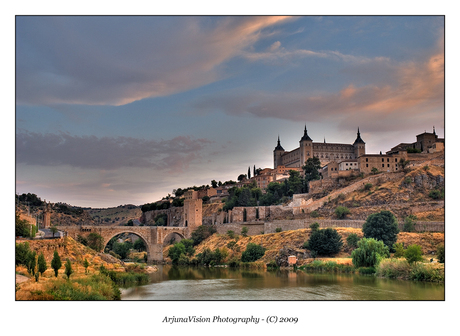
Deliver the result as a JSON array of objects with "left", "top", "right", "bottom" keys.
[{"left": 87, "top": 204, "right": 142, "bottom": 226}]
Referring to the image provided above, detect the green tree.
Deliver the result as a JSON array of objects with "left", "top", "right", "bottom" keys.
[
  {"left": 133, "top": 238, "right": 146, "bottom": 252},
  {"left": 399, "top": 158, "right": 410, "bottom": 169},
  {"left": 50, "top": 226, "right": 58, "bottom": 238},
  {"left": 306, "top": 228, "right": 343, "bottom": 257},
  {"left": 241, "top": 243, "right": 266, "bottom": 262},
  {"left": 346, "top": 233, "right": 359, "bottom": 249},
  {"left": 15, "top": 212, "right": 32, "bottom": 237},
  {"left": 15, "top": 242, "right": 31, "bottom": 266},
  {"left": 362, "top": 211, "right": 399, "bottom": 250},
  {"left": 393, "top": 243, "right": 405, "bottom": 258},
  {"left": 87, "top": 232, "right": 104, "bottom": 252},
  {"left": 211, "top": 180, "right": 218, "bottom": 188},
  {"left": 309, "top": 222, "right": 320, "bottom": 231},
  {"left": 113, "top": 242, "right": 131, "bottom": 259},
  {"left": 436, "top": 244, "right": 445, "bottom": 263},
  {"left": 335, "top": 206, "right": 350, "bottom": 219},
  {"left": 51, "top": 250, "right": 62, "bottom": 277},
  {"left": 64, "top": 259, "right": 73, "bottom": 279},
  {"left": 404, "top": 244, "right": 423, "bottom": 264},
  {"left": 241, "top": 226, "right": 248, "bottom": 237},
  {"left": 125, "top": 219, "right": 134, "bottom": 226},
  {"left": 191, "top": 225, "right": 217, "bottom": 246},
  {"left": 83, "top": 258, "right": 89, "bottom": 273},
  {"left": 403, "top": 216, "right": 416, "bottom": 232},
  {"left": 371, "top": 167, "right": 379, "bottom": 175},
  {"left": 37, "top": 252, "right": 47, "bottom": 276},
  {"left": 287, "top": 170, "right": 305, "bottom": 195},
  {"left": 27, "top": 251, "right": 37, "bottom": 275},
  {"left": 351, "top": 238, "right": 390, "bottom": 268},
  {"left": 168, "top": 242, "right": 186, "bottom": 265},
  {"left": 303, "top": 157, "right": 321, "bottom": 182}
]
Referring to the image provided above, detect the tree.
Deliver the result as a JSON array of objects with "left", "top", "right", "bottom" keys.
[
  {"left": 134, "top": 238, "right": 146, "bottom": 252},
  {"left": 191, "top": 225, "right": 217, "bottom": 246},
  {"left": 27, "top": 251, "right": 37, "bottom": 275},
  {"left": 362, "top": 211, "right": 399, "bottom": 250},
  {"left": 404, "top": 244, "right": 423, "bottom": 264},
  {"left": 50, "top": 226, "right": 58, "bottom": 238},
  {"left": 211, "top": 180, "right": 218, "bottom": 188},
  {"left": 37, "top": 252, "right": 47, "bottom": 276},
  {"left": 335, "top": 206, "right": 350, "bottom": 219},
  {"left": 237, "top": 174, "right": 247, "bottom": 182},
  {"left": 241, "top": 243, "right": 265, "bottom": 262},
  {"left": 437, "top": 244, "right": 445, "bottom": 263},
  {"left": 303, "top": 157, "right": 321, "bottom": 182},
  {"left": 309, "top": 222, "right": 320, "bottom": 231},
  {"left": 125, "top": 219, "right": 134, "bottom": 226},
  {"left": 306, "top": 228, "right": 343, "bottom": 257},
  {"left": 87, "top": 232, "right": 104, "bottom": 252},
  {"left": 346, "top": 233, "right": 359, "bottom": 249},
  {"left": 83, "top": 258, "right": 89, "bottom": 273},
  {"left": 371, "top": 167, "right": 379, "bottom": 175},
  {"left": 64, "top": 259, "right": 73, "bottom": 279},
  {"left": 403, "top": 215, "right": 416, "bottom": 232},
  {"left": 351, "top": 238, "right": 389, "bottom": 268},
  {"left": 51, "top": 250, "right": 62, "bottom": 277},
  {"left": 399, "top": 158, "right": 410, "bottom": 170},
  {"left": 15, "top": 212, "right": 32, "bottom": 237},
  {"left": 16, "top": 242, "right": 31, "bottom": 266},
  {"left": 241, "top": 226, "right": 248, "bottom": 237},
  {"left": 248, "top": 167, "right": 251, "bottom": 179},
  {"left": 288, "top": 170, "right": 304, "bottom": 195},
  {"left": 168, "top": 242, "right": 186, "bottom": 265},
  {"left": 113, "top": 242, "right": 131, "bottom": 259}
]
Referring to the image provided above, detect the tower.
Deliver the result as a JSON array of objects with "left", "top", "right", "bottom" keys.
[
  {"left": 353, "top": 127, "right": 366, "bottom": 158},
  {"left": 42, "top": 201, "right": 51, "bottom": 228},
  {"left": 182, "top": 190, "right": 202, "bottom": 230},
  {"left": 273, "top": 135, "right": 285, "bottom": 168},
  {"left": 299, "top": 125, "right": 313, "bottom": 166}
]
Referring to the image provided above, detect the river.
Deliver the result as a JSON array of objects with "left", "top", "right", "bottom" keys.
[{"left": 120, "top": 265, "right": 444, "bottom": 300}]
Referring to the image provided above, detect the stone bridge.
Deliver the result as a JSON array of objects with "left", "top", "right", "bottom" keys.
[{"left": 57, "top": 225, "right": 191, "bottom": 262}]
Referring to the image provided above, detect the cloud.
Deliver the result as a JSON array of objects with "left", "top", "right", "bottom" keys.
[
  {"left": 193, "top": 39, "right": 444, "bottom": 133},
  {"left": 16, "top": 132, "right": 212, "bottom": 173},
  {"left": 16, "top": 16, "right": 292, "bottom": 106}
]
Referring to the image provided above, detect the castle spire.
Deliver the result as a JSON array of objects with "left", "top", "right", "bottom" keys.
[
  {"left": 300, "top": 125, "right": 312, "bottom": 142},
  {"left": 275, "top": 135, "right": 284, "bottom": 151},
  {"left": 433, "top": 126, "right": 436, "bottom": 135},
  {"left": 353, "top": 127, "right": 365, "bottom": 145}
]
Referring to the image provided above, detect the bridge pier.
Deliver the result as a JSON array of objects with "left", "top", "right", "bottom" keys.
[{"left": 148, "top": 243, "right": 164, "bottom": 263}]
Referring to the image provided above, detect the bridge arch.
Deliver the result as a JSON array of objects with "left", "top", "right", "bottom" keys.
[
  {"left": 162, "top": 231, "right": 186, "bottom": 246},
  {"left": 103, "top": 230, "right": 151, "bottom": 259}
]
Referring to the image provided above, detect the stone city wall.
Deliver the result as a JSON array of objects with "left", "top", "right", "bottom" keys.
[{"left": 142, "top": 207, "right": 183, "bottom": 226}]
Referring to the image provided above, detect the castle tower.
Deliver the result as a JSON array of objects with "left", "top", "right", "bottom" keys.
[
  {"left": 353, "top": 127, "right": 366, "bottom": 158},
  {"left": 299, "top": 125, "right": 313, "bottom": 166},
  {"left": 273, "top": 135, "right": 285, "bottom": 168}
]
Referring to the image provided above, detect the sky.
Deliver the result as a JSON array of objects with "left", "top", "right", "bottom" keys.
[{"left": 15, "top": 15, "right": 445, "bottom": 208}]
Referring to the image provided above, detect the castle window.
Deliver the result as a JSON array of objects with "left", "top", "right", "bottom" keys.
[
  {"left": 382, "top": 158, "right": 384, "bottom": 162},
  {"left": 387, "top": 164, "right": 390, "bottom": 167},
  {"left": 387, "top": 158, "right": 389, "bottom": 162},
  {"left": 382, "top": 164, "right": 384, "bottom": 167},
  {"left": 366, "top": 158, "right": 368, "bottom": 162},
  {"left": 395, "top": 158, "right": 398, "bottom": 162},
  {"left": 366, "top": 164, "right": 368, "bottom": 167}
]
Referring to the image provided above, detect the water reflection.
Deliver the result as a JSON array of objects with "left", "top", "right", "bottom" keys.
[{"left": 120, "top": 265, "right": 444, "bottom": 301}]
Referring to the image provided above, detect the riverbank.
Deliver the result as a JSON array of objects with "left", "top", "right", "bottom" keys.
[{"left": 15, "top": 237, "right": 156, "bottom": 300}]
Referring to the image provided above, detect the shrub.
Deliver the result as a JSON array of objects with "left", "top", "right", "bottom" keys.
[
  {"left": 404, "top": 177, "right": 412, "bottom": 184},
  {"left": 351, "top": 238, "right": 389, "bottom": 268},
  {"left": 358, "top": 267, "right": 376, "bottom": 275},
  {"left": 87, "top": 233, "right": 104, "bottom": 252},
  {"left": 375, "top": 258, "right": 411, "bottom": 278},
  {"left": 227, "top": 230, "right": 235, "bottom": 239},
  {"left": 404, "top": 244, "right": 423, "bottom": 264},
  {"left": 310, "top": 210, "right": 319, "bottom": 218},
  {"left": 191, "top": 225, "right": 217, "bottom": 246},
  {"left": 76, "top": 235, "right": 88, "bottom": 246},
  {"left": 362, "top": 211, "right": 399, "bottom": 250},
  {"left": 306, "top": 228, "right": 343, "bottom": 257},
  {"left": 241, "top": 243, "right": 265, "bottom": 262},
  {"left": 241, "top": 226, "right": 248, "bottom": 237},
  {"left": 346, "top": 233, "right": 359, "bottom": 249},
  {"left": 51, "top": 251, "right": 62, "bottom": 277},
  {"left": 228, "top": 257, "right": 240, "bottom": 268},
  {"left": 168, "top": 242, "right": 186, "bottom": 265},
  {"left": 393, "top": 243, "right": 405, "bottom": 258},
  {"left": 309, "top": 222, "right": 320, "bottom": 231},
  {"left": 275, "top": 227, "right": 282, "bottom": 233},
  {"left": 428, "top": 190, "right": 442, "bottom": 200},
  {"left": 437, "top": 244, "right": 445, "bottom": 263},
  {"left": 403, "top": 216, "right": 416, "bottom": 232},
  {"left": 335, "top": 206, "right": 350, "bottom": 219},
  {"left": 364, "top": 183, "right": 372, "bottom": 191},
  {"left": 409, "top": 263, "right": 444, "bottom": 282}
]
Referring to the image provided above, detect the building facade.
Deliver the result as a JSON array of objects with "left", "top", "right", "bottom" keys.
[{"left": 274, "top": 126, "right": 366, "bottom": 168}]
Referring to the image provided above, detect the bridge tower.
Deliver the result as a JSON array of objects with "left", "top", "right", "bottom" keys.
[
  {"left": 183, "top": 190, "right": 202, "bottom": 229},
  {"left": 43, "top": 201, "right": 51, "bottom": 228}
]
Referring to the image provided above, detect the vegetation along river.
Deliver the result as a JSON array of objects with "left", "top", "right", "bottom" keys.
[{"left": 120, "top": 265, "right": 444, "bottom": 300}]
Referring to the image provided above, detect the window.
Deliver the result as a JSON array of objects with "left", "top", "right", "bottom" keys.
[
  {"left": 387, "top": 164, "right": 390, "bottom": 167},
  {"left": 382, "top": 164, "right": 384, "bottom": 167},
  {"left": 382, "top": 158, "right": 384, "bottom": 162},
  {"left": 395, "top": 158, "right": 398, "bottom": 162},
  {"left": 387, "top": 158, "right": 389, "bottom": 162},
  {"left": 366, "top": 164, "right": 368, "bottom": 167},
  {"left": 366, "top": 158, "right": 368, "bottom": 162}
]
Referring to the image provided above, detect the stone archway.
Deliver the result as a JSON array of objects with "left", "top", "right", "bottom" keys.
[
  {"left": 103, "top": 231, "right": 150, "bottom": 260},
  {"left": 162, "top": 231, "right": 186, "bottom": 246}
]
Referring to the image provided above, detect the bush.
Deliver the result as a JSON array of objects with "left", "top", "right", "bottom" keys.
[
  {"left": 241, "top": 243, "right": 265, "bottom": 262},
  {"left": 346, "top": 233, "right": 359, "bottom": 249},
  {"left": 191, "top": 225, "right": 217, "bottom": 246},
  {"left": 64, "top": 259, "right": 73, "bottom": 279},
  {"left": 358, "top": 267, "right": 376, "bottom": 275},
  {"left": 375, "top": 258, "right": 411, "bottom": 278},
  {"left": 241, "top": 226, "right": 248, "bottom": 237},
  {"left": 428, "top": 189, "right": 443, "bottom": 200},
  {"left": 227, "top": 230, "right": 235, "bottom": 239},
  {"left": 38, "top": 253, "right": 47, "bottom": 276},
  {"left": 403, "top": 216, "right": 416, "bottom": 232},
  {"left": 351, "top": 238, "right": 389, "bottom": 268},
  {"left": 306, "top": 228, "right": 343, "bottom": 257},
  {"left": 437, "top": 244, "right": 445, "bottom": 263},
  {"left": 364, "top": 183, "right": 372, "bottom": 191},
  {"left": 409, "top": 263, "right": 444, "bottom": 282},
  {"left": 51, "top": 251, "right": 62, "bottom": 277},
  {"left": 309, "top": 222, "right": 320, "bottom": 231},
  {"left": 362, "top": 211, "right": 399, "bottom": 250},
  {"left": 404, "top": 244, "right": 423, "bottom": 264},
  {"left": 168, "top": 242, "right": 186, "bottom": 265},
  {"left": 393, "top": 243, "right": 405, "bottom": 258},
  {"left": 310, "top": 210, "right": 319, "bottom": 218},
  {"left": 15, "top": 242, "right": 31, "bottom": 266},
  {"left": 334, "top": 206, "right": 350, "bottom": 219},
  {"left": 87, "top": 233, "right": 104, "bottom": 252},
  {"left": 275, "top": 227, "right": 282, "bottom": 233}
]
